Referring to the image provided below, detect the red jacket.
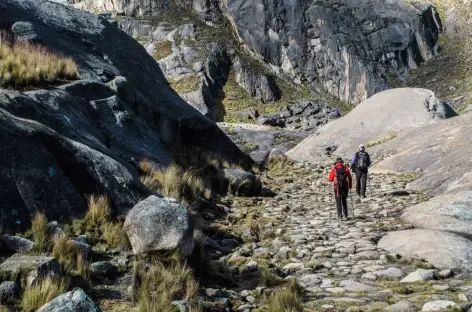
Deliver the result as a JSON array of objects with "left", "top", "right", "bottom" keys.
[{"left": 328, "top": 163, "right": 352, "bottom": 188}]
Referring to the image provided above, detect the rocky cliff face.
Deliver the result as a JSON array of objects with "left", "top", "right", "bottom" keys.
[
  {"left": 71, "top": 0, "right": 443, "bottom": 105},
  {"left": 0, "top": 0, "right": 249, "bottom": 230},
  {"left": 224, "top": 0, "right": 442, "bottom": 104}
]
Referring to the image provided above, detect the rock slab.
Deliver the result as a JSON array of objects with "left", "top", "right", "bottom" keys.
[
  {"left": 36, "top": 288, "right": 101, "bottom": 312},
  {"left": 379, "top": 229, "right": 472, "bottom": 272}
]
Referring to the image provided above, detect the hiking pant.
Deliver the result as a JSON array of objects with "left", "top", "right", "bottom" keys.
[
  {"left": 334, "top": 187, "right": 349, "bottom": 218},
  {"left": 355, "top": 168, "right": 368, "bottom": 197}
]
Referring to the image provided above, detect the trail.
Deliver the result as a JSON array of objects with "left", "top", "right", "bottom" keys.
[{"left": 223, "top": 161, "right": 469, "bottom": 311}]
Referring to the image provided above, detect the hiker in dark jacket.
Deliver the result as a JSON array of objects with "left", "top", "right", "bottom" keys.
[
  {"left": 328, "top": 158, "right": 352, "bottom": 220},
  {"left": 350, "top": 144, "right": 371, "bottom": 198}
]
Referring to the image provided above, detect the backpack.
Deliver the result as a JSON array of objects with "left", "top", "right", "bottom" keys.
[
  {"left": 356, "top": 151, "right": 369, "bottom": 170},
  {"left": 335, "top": 167, "right": 348, "bottom": 190}
]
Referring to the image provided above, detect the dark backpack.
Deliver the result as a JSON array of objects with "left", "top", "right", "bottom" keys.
[
  {"left": 335, "top": 167, "right": 348, "bottom": 189},
  {"left": 356, "top": 152, "right": 369, "bottom": 170}
]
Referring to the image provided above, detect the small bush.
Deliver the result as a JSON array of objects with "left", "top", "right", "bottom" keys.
[
  {"left": 21, "top": 276, "right": 69, "bottom": 312},
  {"left": 266, "top": 279, "right": 303, "bottom": 312},
  {"left": 85, "top": 195, "right": 110, "bottom": 227},
  {"left": 31, "top": 212, "right": 50, "bottom": 253},
  {"left": 0, "top": 32, "right": 78, "bottom": 89},
  {"left": 101, "top": 222, "right": 130, "bottom": 251},
  {"left": 134, "top": 257, "right": 198, "bottom": 312}
]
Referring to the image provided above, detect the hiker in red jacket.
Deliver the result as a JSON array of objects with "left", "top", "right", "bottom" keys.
[{"left": 328, "top": 157, "right": 353, "bottom": 220}]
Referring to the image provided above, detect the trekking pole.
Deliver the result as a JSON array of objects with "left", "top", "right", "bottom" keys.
[{"left": 350, "top": 189, "right": 355, "bottom": 218}]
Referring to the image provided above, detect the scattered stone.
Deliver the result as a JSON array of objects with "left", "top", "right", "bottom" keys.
[
  {"left": 373, "top": 267, "right": 405, "bottom": 280},
  {"left": 124, "top": 196, "right": 194, "bottom": 256},
  {"left": 339, "top": 280, "right": 375, "bottom": 292},
  {"left": 421, "top": 300, "right": 458, "bottom": 311},
  {"left": 68, "top": 240, "right": 92, "bottom": 258},
  {"left": 90, "top": 261, "right": 118, "bottom": 279},
  {"left": 432, "top": 285, "right": 451, "bottom": 291},
  {"left": 223, "top": 169, "right": 262, "bottom": 197},
  {"left": 205, "top": 288, "right": 223, "bottom": 297},
  {"left": 0, "top": 254, "right": 61, "bottom": 287},
  {"left": 36, "top": 288, "right": 101, "bottom": 312},
  {"left": 283, "top": 263, "right": 304, "bottom": 274},
  {"left": 0, "top": 281, "right": 19, "bottom": 304},
  {"left": 438, "top": 269, "right": 453, "bottom": 279},
  {"left": 401, "top": 269, "right": 436, "bottom": 283},
  {"left": 75, "top": 235, "right": 88, "bottom": 245},
  {"left": 243, "top": 260, "right": 258, "bottom": 273},
  {"left": 0, "top": 234, "right": 34, "bottom": 253}
]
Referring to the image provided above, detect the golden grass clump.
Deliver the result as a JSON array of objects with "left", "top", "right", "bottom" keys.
[
  {"left": 31, "top": 212, "right": 50, "bottom": 253},
  {"left": 0, "top": 32, "right": 78, "bottom": 89},
  {"left": 85, "top": 195, "right": 110, "bottom": 227},
  {"left": 266, "top": 279, "right": 303, "bottom": 312},
  {"left": 52, "top": 235, "right": 90, "bottom": 279},
  {"left": 134, "top": 258, "right": 198, "bottom": 312},
  {"left": 139, "top": 163, "right": 209, "bottom": 204},
  {"left": 366, "top": 131, "right": 399, "bottom": 148},
  {"left": 101, "top": 222, "right": 130, "bottom": 251},
  {"left": 21, "top": 276, "right": 69, "bottom": 312}
]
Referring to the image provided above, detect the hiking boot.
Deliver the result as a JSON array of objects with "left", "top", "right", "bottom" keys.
[{"left": 362, "top": 195, "right": 367, "bottom": 199}]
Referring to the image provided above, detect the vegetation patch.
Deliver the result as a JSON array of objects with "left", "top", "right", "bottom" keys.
[
  {"left": 21, "top": 276, "right": 69, "bottom": 312},
  {"left": 133, "top": 255, "right": 198, "bottom": 312},
  {"left": 0, "top": 32, "right": 78, "bottom": 89},
  {"left": 170, "top": 75, "right": 201, "bottom": 94},
  {"left": 264, "top": 279, "right": 303, "bottom": 312},
  {"left": 31, "top": 212, "right": 51, "bottom": 254},
  {"left": 140, "top": 162, "right": 210, "bottom": 205},
  {"left": 366, "top": 131, "right": 399, "bottom": 148},
  {"left": 153, "top": 40, "right": 173, "bottom": 60}
]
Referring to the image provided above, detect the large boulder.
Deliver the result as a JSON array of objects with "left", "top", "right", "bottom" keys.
[
  {"left": 36, "top": 288, "right": 101, "bottom": 312},
  {"left": 0, "top": 0, "right": 249, "bottom": 230},
  {"left": 287, "top": 88, "right": 456, "bottom": 161},
  {"left": 223, "top": 169, "right": 262, "bottom": 196},
  {"left": 124, "top": 196, "right": 195, "bottom": 256},
  {"left": 224, "top": 0, "right": 442, "bottom": 104},
  {"left": 0, "top": 255, "right": 62, "bottom": 287},
  {"left": 371, "top": 112, "right": 472, "bottom": 196},
  {"left": 401, "top": 191, "right": 472, "bottom": 240},
  {"left": 378, "top": 229, "right": 472, "bottom": 272}
]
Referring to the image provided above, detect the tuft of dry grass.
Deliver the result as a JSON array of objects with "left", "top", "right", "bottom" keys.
[
  {"left": 266, "top": 279, "right": 304, "bottom": 312},
  {"left": 133, "top": 257, "right": 198, "bottom": 312},
  {"left": 85, "top": 195, "right": 110, "bottom": 228},
  {"left": 153, "top": 41, "right": 173, "bottom": 60},
  {"left": 259, "top": 266, "right": 282, "bottom": 287},
  {"left": 101, "top": 222, "right": 130, "bottom": 251},
  {"left": 52, "top": 235, "right": 90, "bottom": 278},
  {"left": 366, "top": 131, "right": 399, "bottom": 148},
  {"left": 140, "top": 163, "right": 209, "bottom": 204},
  {"left": 21, "top": 276, "right": 69, "bottom": 312},
  {"left": 76, "top": 253, "right": 91, "bottom": 280},
  {"left": 31, "top": 212, "right": 50, "bottom": 253},
  {"left": 170, "top": 76, "right": 201, "bottom": 94},
  {"left": 0, "top": 32, "right": 78, "bottom": 89}
]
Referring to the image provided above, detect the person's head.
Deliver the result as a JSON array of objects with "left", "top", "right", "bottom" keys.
[
  {"left": 335, "top": 157, "right": 343, "bottom": 164},
  {"left": 359, "top": 144, "right": 365, "bottom": 151}
]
